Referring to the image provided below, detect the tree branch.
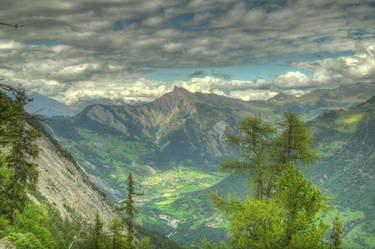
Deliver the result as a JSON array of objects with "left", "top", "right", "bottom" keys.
[{"left": 0, "top": 22, "right": 24, "bottom": 28}]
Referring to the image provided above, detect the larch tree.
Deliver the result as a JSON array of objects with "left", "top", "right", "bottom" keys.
[
  {"left": 209, "top": 113, "right": 335, "bottom": 249},
  {"left": 220, "top": 116, "right": 275, "bottom": 200},
  {"left": 266, "top": 112, "right": 319, "bottom": 198}
]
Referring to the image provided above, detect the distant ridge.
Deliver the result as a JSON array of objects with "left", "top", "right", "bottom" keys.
[{"left": 26, "top": 92, "right": 75, "bottom": 117}]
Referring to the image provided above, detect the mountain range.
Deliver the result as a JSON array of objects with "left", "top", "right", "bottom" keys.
[
  {"left": 25, "top": 92, "right": 75, "bottom": 117},
  {"left": 41, "top": 82, "right": 375, "bottom": 248}
]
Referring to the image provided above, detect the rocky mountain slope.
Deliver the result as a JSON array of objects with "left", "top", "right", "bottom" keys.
[{"left": 29, "top": 122, "right": 117, "bottom": 226}]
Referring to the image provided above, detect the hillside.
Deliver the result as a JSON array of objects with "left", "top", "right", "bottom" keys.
[
  {"left": 29, "top": 122, "right": 116, "bottom": 226},
  {"left": 42, "top": 83, "right": 375, "bottom": 246},
  {"left": 253, "top": 82, "right": 375, "bottom": 120},
  {"left": 25, "top": 92, "right": 75, "bottom": 117},
  {"left": 305, "top": 96, "right": 375, "bottom": 248}
]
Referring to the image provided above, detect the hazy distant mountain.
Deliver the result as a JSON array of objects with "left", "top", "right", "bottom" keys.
[
  {"left": 48, "top": 87, "right": 269, "bottom": 167},
  {"left": 26, "top": 92, "right": 75, "bottom": 117},
  {"left": 68, "top": 97, "right": 128, "bottom": 113},
  {"left": 252, "top": 82, "right": 375, "bottom": 120},
  {"left": 45, "top": 83, "right": 375, "bottom": 199}
]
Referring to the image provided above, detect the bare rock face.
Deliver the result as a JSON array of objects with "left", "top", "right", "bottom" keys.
[
  {"left": 32, "top": 131, "right": 117, "bottom": 227},
  {"left": 0, "top": 238, "right": 14, "bottom": 249}
]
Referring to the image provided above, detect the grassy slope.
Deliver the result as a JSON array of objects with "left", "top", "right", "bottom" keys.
[{"left": 305, "top": 96, "right": 375, "bottom": 248}]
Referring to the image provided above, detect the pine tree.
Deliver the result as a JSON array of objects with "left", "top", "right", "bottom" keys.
[
  {"left": 110, "top": 217, "right": 127, "bottom": 249},
  {"left": 88, "top": 211, "right": 105, "bottom": 249},
  {"left": 0, "top": 85, "right": 40, "bottom": 224},
  {"left": 330, "top": 214, "right": 344, "bottom": 249},
  {"left": 117, "top": 173, "right": 143, "bottom": 249},
  {"left": 275, "top": 164, "right": 327, "bottom": 247}
]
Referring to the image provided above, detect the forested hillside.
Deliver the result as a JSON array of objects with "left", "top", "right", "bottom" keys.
[{"left": 0, "top": 86, "right": 182, "bottom": 248}]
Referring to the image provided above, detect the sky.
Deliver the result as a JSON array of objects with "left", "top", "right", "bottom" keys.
[{"left": 0, "top": 0, "right": 375, "bottom": 105}]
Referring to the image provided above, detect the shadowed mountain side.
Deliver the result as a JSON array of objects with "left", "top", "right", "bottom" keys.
[{"left": 25, "top": 92, "right": 75, "bottom": 117}]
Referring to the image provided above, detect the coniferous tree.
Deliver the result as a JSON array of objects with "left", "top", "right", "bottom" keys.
[
  {"left": 0, "top": 85, "right": 40, "bottom": 224},
  {"left": 87, "top": 211, "right": 105, "bottom": 249},
  {"left": 266, "top": 112, "right": 319, "bottom": 198},
  {"left": 117, "top": 173, "right": 143, "bottom": 249},
  {"left": 275, "top": 164, "right": 327, "bottom": 247},
  {"left": 330, "top": 214, "right": 344, "bottom": 249},
  {"left": 220, "top": 116, "right": 275, "bottom": 200},
  {"left": 110, "top": 217, "right": 127, "bottom": 249},
  {"left": 210, "top": 114, "right": 332, "bottom": 249}
]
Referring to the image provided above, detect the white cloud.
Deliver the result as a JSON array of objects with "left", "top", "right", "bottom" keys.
[
  {"left": 0, "top": 0, "right": 374, "bottom": 104},
  {"left": 229, "top": 89, "right": 278, "bottom": 101},
  {"left": 298, "top": 43, "right": 375, "bottom": 88},
  {"left": 163, "top": 42, "right": 184, "bottom": 53},
  {"left": 273, "top": 71, "right": 311, "bottom": 89},
  {"left": 143, "top": 16, "right": 164, "bottom": 27}
]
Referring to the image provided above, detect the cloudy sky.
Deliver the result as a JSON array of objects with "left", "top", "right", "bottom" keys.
[{"left": 1, "top": 0, "right": 375, "bottom": 104}]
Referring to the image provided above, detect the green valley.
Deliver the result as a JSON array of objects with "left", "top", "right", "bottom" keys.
[{"left": 43, "top": 85, "right": 375, "bottom": 248}]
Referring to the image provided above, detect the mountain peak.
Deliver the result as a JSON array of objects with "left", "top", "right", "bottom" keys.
[
  {"left": 269, "top": 92, "right": 298, "bottom": 102},
  {"left": 173, "top": 86, "right": 190, "bottom": 94}
]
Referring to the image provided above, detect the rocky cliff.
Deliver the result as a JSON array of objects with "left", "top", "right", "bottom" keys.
[{"left": 30, "top": 123, "right": 117, "bottom": 227}]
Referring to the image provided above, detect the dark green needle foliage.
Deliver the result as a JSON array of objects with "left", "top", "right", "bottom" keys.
[
  {"left": 109, "top": 217, "right": 128, "bottom": 249},
  {"left": 0, "top": 85, "right": 40, "bottom": 224},
  {"left": 330, "top": 215, "right": 344, "bottom": 249},
  {"left": 115, "top": 173, "right": 155, "bottom": 249},
  {"left": 206, "top": 113, "right": 344, "bottom": 249},
  {"left": 116, "top": 173, "right": 143, "bottom": 248},
  {"left": 87, "top": 211, "right": 106, "bottom": 249}
]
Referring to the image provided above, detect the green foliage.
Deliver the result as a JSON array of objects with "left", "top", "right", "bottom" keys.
[
  {"left": 228, "top": 198, "right": 285, "bottom": 249},
  {"left": 116, "top": 174, "right": 144, "bottom": 248},
  {"left": 8, "top": 233, "right": 44, "bottom": 249},
  {"left": 0, "top": 86, "right": 40, "bottom": 224},
  {"left": 330, "top": 215, "right": 344, "bottom": 249},
  {"left": 275, "top": 165, "right": 327, "bottom": 244},
  {"left": 137, "top": 237, "right": 155, "bottom": 249},
  {"left": 221, "top": 115, "right": 275, "bottom": 200},
  {"left": 0, "top": 200, "right": 81, "bottom": 249},
  {"left": 221, "top": 113, "right": 318, "bottom": 201},
  {"left": 274, "top": 112, "right": 319, "bottom": 166},
  {"left": 207, "top": 114, "right": 337, "bottom": 249},
  {"left": 110, "top": 217, "right": 128, "bottom": 249},
  {"left": 87, "top": 211, "right": 106, "bottom": 249},
  {"left": 200, "top": 238, "right": 229, "bottom": 249}
]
